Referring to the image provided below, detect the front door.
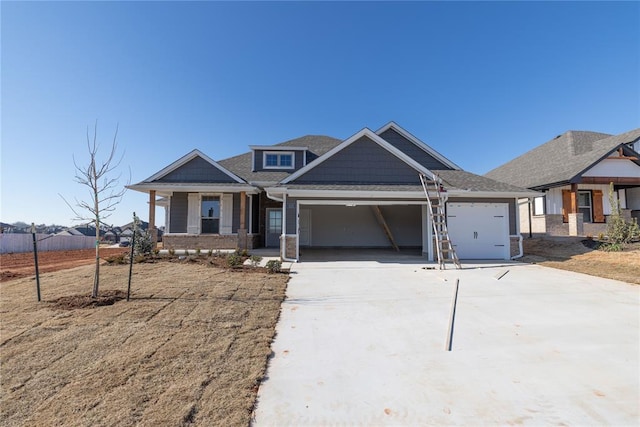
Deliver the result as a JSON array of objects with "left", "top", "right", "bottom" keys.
[{"left": 266, "top": 208, "right": 282, "bottom": 248}]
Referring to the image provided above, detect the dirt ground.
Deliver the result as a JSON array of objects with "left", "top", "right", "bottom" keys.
[
  {"left": 0, "top": 247, "right": 128, "bottom": 282},
  {"left": 0, "top": 259, "right": 288, "bottom": 426},
  {"left": 520, "top": 237, "right": 640, "bottom": 285}
]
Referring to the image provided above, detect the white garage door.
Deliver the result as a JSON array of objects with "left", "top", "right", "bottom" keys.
[{"left": 446, "top": 203, "right": 509, "bottom": 259}]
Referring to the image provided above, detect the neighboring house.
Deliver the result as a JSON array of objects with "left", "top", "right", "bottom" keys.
[
  {"left": 128, "top": 122, "right": 536, "bottom": 261},
  {"left": 485, "top": 129, "right": 640, "bottom": 237},
  {"left": 57, "top": 227, "right": 87, "bottom": 237}
]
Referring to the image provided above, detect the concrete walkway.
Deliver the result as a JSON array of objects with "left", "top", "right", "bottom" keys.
[{"left": 252, "top": 259, "right": 639, "bottom": 426}]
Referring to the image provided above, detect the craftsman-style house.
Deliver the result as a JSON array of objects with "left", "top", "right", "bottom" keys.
[
  {"left": 129, "top": 122, "right": 536, "bottom": 261},
  {"left": 485, "top": 128, "right": 640, "bottom": 237}
]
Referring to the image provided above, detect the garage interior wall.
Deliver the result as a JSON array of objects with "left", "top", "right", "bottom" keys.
[{"left": 302, "top": 205, "right": 421, "bottom": 248}]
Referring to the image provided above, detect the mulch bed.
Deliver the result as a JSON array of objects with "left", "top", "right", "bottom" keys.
[{"left": 50, "top": 290, "right": 127, "bottom": 310}]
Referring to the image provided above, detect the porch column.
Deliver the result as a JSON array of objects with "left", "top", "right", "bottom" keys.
[
  {"left": 569, "top": 183, "right": 578, "bottom": 215},
  {"left": 149, "top": 190, "right": 157, "bottom": 248},
  {"left": 238, "top": 191, "right": 248, "bottom": 250},
  {"left": 568, "top": 183, "right": 583, "bottom": 236}
]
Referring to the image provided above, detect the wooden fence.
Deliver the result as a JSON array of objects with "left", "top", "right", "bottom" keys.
[{"left": 0, "top": 234, "right": 96, "bottom": 254}]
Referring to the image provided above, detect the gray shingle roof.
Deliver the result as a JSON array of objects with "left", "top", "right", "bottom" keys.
[
  {"left": 281, "top": 184, "right": 424, "bottom": 192},
  {"left": 435, "top": 170, "right": 537, "bottom": 193},
  {"left": 218, "top": 135, "right": 342, "bottom": 183},
  {"left": 279, "top": 171, "right": 534, "bottom": 194},
  {"left": 485, "top": 129, "right": 640, "bottom": 189}
]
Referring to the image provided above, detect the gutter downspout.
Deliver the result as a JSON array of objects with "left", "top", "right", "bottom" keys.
[
  {"left": 527, "top": 198, "right": 533, "bottom": 238},
  {"left": 512, "top": 198, "right": 528, "bottom": 260}
]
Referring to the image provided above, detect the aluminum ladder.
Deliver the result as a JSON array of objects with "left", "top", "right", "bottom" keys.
[{"left": 419, "top": 173, "right": 462, "bottom": 270}]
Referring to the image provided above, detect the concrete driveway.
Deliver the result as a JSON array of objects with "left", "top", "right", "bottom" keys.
[{"left": 252, "top": 257, "right": 639, "bottom": 426}]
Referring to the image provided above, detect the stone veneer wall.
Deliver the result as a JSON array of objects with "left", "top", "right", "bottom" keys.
[
  {"left": 284, "top": 235, "right": 297, "bottom": 260},
  {"left": 543, "top": 213, "right": 628, "bottom": 237},
  {"left": 163, "top": 234, "right": 258, "bottom": 250},
  {"left": 510, "top": 236, "right": 521, "bottom": 258},
  {"left": 583, "top": 223, "right": 608, "bottom": 237},
  {"left": 545, "top": 214, "right": 568, "bottom": 236}
]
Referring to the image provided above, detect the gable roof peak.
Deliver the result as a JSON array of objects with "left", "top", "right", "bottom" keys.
[
  {"left": 141, "top": 148, "right": 246, "bottom": 183},
  {"left": 374, "top": 121, "right": 462, "bottom": 170},
  {"left": 281, "top": 127, "right": 435, "bottom": 184}
]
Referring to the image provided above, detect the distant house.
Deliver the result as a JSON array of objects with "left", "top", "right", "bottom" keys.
[
  {"left": 104, "top": 230, "right": 117, "bottom": 243},
  {"left": 485, "top": 129, "right": 640, "bottom": 237},
  {"left": 119, "top": 221, "right": 163, "bottom": 242},
  {"left": 57, "top": 228, "right": 86, "bottom": 237},
  {"left": 128, "top": 121, "right": 535, "bottom": 261},
  {"left": 0, "top": 222, "right": 18, "bottom": 233}
]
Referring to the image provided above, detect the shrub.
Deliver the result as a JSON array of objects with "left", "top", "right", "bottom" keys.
[
  {"left": 132, "top": 213, "right": 153, "bottom": 256},
  {"left": 195, "top": 248, "right": 201, "bottom": 256},
  {"left": 207, "top": 248, "right": 213, "bottom": 256},
  {"left": 265, "top": 259, "right": 282, "bottom": 274},
  {"left": 606, "top": 183, "right": 640, "bottom": 245},
  {"left": 600, "top": 242, "right": 624, "bottom": 252},
  {"left": 249, "top": 255, "right": 263, "bottom": 267},
  {"left": 168, "top": 248, "right": 175, "bottom": 256},
  {"left": 105, "top": 253, "right": 128, "bottom": 264},
  {"left": 226, "top": 253, "right": 243, "bottom": 268}
]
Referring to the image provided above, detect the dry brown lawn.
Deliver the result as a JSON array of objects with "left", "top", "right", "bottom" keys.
[
  {"left": 521, "top": 237, "right": 640, "bottom": 285},
  {"left": 0, "top": 259, "right": 288, "bottom": 426}
]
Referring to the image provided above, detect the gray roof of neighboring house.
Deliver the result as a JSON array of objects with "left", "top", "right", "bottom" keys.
[
  {"left": 218, "top": 135, "right": 343, "bottom": 183},
  {"left": 485, "top": 129, "right": 640, "bottom": 190}
]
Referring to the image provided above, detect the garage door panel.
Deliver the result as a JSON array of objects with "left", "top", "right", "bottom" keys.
[{"left": 447, "top": 203, "right": 509, "bottom": 259}]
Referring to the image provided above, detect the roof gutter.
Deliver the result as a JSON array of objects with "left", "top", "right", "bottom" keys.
[
  {"left": 126, "top": 183, "right": 259, "bottom": 194},
  {"left": 446, "top": 189, "right": 541, "bottom": 198}
]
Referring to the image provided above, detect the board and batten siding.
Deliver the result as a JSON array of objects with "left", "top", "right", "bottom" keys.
[
  {"left": 231, "top": 193, "right": 251, "bottom": 233},
  {"left": 292, "top": 136, "right": 421, "bottom": 184},
  {"left": 378, "top": 128, "right": 453, "bottom": 170},
  {"left": 157, "top": 157, "right": 237, "bottom": 183},
  {"left": 169, "top": 192, "right": 188, "bottom": 233},
  {"left": 545, "top": 184, "right": 615, "bottom": 216},
  {"left": 168, "top": 192, "right": 244, "bottom": 234},
  {"left": 582, "top": 158, "right": 640, "bottom": 178},
  {"left": 285, "top": 198, "right": 298, "bottom": 235}
]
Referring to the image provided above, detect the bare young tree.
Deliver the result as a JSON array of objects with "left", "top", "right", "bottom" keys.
[{"left": 61, "top": 122, "right": 129, "bottom": 297}]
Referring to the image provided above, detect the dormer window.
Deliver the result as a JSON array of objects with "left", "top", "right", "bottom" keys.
[{"left": 264, "top": 151, "right": 295, "bottom": 169}]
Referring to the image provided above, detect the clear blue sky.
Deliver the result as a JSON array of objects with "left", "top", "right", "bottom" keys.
[{"left": 2, "top": 1, "right": 639, "bottom": 227}]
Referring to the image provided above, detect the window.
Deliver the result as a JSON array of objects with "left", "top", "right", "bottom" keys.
[
  {"left": 578, "top": 191, "right": 592, "bottom": 223},
  {"left": 263, "top": 152, "right": 294, "bottom": 169},
  {"left": 267, "top": 209, "right": 282, "bottom": 234},
  {"left": 533, "top": 196, "right": 546, "bottom": 215},
  {"left": 201, "top": 196, "right": 220, "bottom": 233}
]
